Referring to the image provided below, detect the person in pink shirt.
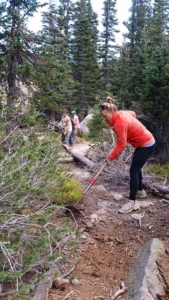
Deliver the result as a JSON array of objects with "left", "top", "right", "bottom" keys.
[
  {"left": 71, "top": 110, "right": 80, "bottom": 143},
  {"left": 99, "top": 97, "right": 155, "bottom": 214}
]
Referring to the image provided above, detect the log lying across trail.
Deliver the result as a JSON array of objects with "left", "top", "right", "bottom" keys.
[
  {"left": 151, "top": 183, "right": 169, "bottom": 194},
  {"left": 62, "top": 144, "right": 95, "bottom": 168},
  {"left": 144, "top": 181, "right": 169, "bottom": 198}
]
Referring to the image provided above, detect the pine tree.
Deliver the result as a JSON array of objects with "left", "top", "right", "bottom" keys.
[
  {"left": 124, "top": 0, "right": 152, "bottom": 57},
  {"left": 109, "top": 44, "right": 131, "bottom": 108},
  {"left": 122, "top": 0, "right": 152, "bottom": 104},
  {"left": 41, "top": 0, "right": 73, "bottom": 61},
  {"left": 33, "top": 52, "right": 76, "bottom": 116},
  {"left": 33, "top": 2, "right": 76, "bottom": 117},
  {"left": 149, "top": 0, "right": 169, "bottom": 46},
  {"left": 0, "top": 0, "right": 46, "bottom": 108},
  {"left": 120, "top": 0, "right": 169, "bottom": 158},
  {"left": 71, "top": 0, "right": 101, "bottom": 116},
  {"left": 100, "top": 0, "right": 119, "bottom": 90},
  {"left": 140, "top": 0, "right": 169, "bottom": 117}
]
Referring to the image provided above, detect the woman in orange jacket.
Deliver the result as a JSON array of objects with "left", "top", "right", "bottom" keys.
[{"left": 99, "top": 97, "right": 155, "bottom": 214}]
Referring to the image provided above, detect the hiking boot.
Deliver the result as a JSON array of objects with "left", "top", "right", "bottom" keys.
[
  {"left": 137, "top": 189, "right": 147, "bottom": 199},
  {"left": 118, "top": 200, "right": 140, "bottom": 214}
]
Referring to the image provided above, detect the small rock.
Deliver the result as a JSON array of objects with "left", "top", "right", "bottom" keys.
[
  {"left": 90, "top": 213, "right": 98, "bottom": 223},
  {"left": 79, "top": 227, "right": 85, "bottom": 232},
  {"left": 131, "top": 212, "right": 144, "bottom": 220},
  {"left": 71, "top": 278, "right": 81, "bottom": 285},
  {"left": 138, "top": 200, "right": 153, "bottom": 208},
  {"left": 94, "top": 185, "right": 107, "bottom": 195},
  {"left": 107, "top": 191, "right": 123, "bottom": 200},
  {"left": 113, "top": 192, "right": 123, "bottom": 201},
  {"left": 91, "top": 270, "right": 101, "bottom": 277},
  {"left": 96, "top": 208, "right": 107, "bottom": 215},
  {"left": 86, "top": 221, "right": 93, "bottom": 229},
  {"left": 81, "top": 234, "right": 87, "bottom": 239},
  {"left": 53, "top": 277, "right": 70, "bottom": 289}
]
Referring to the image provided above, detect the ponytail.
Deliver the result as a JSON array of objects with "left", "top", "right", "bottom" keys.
[
  {"left": 106, "top": 97, "right": 115, "bottom": 104},
  {"left": 99, "top": 96, "right": 117, "bottom": 113}
]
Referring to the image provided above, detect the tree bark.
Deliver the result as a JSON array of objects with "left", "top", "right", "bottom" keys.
[
  {"left": 33, "top": 275, "right": 53, "bottom": 300},
  {"left": 63, "top": 144, "right": 95, "bottom": 168}
]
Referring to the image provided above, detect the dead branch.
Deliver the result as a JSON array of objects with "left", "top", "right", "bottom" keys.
[
  {"left": 0, "top": 204, "right": 79, "bottom": 300},
  {"left": 162, "top": 199, "right": 169, "bottom": 204},
  {"left": 111, "top": 281, "right": 127, "bottom": 300},
  {"left": 63, "top": 291, "right": 74, "bottom": 300},
  {"left": 57, "top": 157, "right": 74, "bottom": 163},
  {"left": 47, "top": 121, "right": 62, "bottom": 133},
  {"left": 0, "top": 242, "right": 19, "bottom": 291},
  {"left": 0, "top": 290, "right": 16, "bottom": 298},
  {"left": 62, "top": 266, "right": 75, "bottom": 278}
]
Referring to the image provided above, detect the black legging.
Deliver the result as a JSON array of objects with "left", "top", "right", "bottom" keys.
[{"left": 129, "top": 144, "right": 155, "bottom": 200}]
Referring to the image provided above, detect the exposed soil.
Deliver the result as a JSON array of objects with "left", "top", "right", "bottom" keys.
[{"left": 48, "top": 142, "right": 169, "bottom": 300}]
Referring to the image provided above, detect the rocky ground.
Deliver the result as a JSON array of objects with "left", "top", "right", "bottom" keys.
[{"left": 48, "top": 141, "right": 169, "bottom": 300}]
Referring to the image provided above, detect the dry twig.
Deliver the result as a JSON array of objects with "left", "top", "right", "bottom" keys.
[{"left": 111, "top": 282, "right": 127, "bottom": 300}]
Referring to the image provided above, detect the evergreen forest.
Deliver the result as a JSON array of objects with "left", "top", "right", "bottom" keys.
[
  {"left": 1, "top": 0, "right": 169, "bottom": 159},
  {"left": 1, "top": 0, "right": 169, "bottom": 297}
]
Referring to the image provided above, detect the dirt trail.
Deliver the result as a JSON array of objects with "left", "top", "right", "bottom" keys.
[{"left": 49, "top": 142, "right": 169, "bottom": 300}]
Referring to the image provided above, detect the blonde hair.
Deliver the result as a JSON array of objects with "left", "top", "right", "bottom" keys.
[
  {"left": 106, "top": 96, "right": 115, "bottom": 104},
  {"left": 99, "top": 96, "right": 117, "bottom": 113}
]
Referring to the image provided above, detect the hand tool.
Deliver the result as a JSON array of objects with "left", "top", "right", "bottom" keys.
[
  {"left": 65, "top": 161, "right": 108, "bottom": 216},
  {"left": 75, "top": 161, "right": 108, "bottom": 206}
]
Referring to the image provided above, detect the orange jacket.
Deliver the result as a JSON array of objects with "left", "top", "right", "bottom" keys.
[{"left": 108, "top": 111, "right": 155, "bottom": 161}]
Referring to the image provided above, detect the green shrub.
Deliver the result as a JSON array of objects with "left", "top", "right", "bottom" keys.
[
  {"left": 21, "top": 113, "right": 36, "bottom": 127},
  {"left": 44, "top": 173, "right": 82, "bottom": 204},
  {"left": 0, "top": 120, "right": 82, "bottom": 297}
]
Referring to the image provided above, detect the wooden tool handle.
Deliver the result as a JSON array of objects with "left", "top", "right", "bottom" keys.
[{"left": 93, "top": 162, "right": 108, "bottom": 181}]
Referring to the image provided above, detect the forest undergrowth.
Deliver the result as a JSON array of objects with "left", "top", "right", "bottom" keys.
[{"left": 0, "top": 122, "right": 83, "bottom": 299}]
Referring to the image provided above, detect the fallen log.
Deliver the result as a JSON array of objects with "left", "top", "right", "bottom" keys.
[
  {"left": 63, "top": 144, "right": 95, "bottom": 168},
  {"left": 144, "top": 181, "right": 169, "bottom": 195},
  {"left": 150, "top": 183, "right": 169, "bottom": 194}
]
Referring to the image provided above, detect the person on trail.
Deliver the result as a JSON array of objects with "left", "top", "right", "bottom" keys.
[
  {"left": 60, "top": 109, "right": 72, "bottom": 146},
  {"left": 99, "top": 97, "right": 155, "bottom": 214},
  {"left": 71, "top": 111, "right": 80, "bottom": 143}
]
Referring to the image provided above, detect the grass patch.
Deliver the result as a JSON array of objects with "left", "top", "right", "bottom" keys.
[{"left": 146, "top": 163, "right": 169, "bottom": 178}]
